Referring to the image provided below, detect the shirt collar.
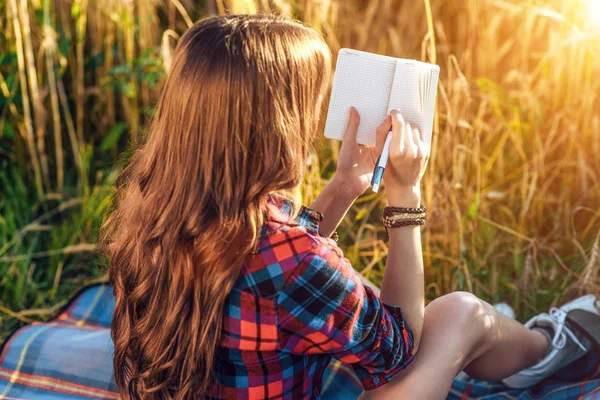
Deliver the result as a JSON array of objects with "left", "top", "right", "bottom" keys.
[{"left": 264, "top": 193, "right": 323, "bottom": 236}]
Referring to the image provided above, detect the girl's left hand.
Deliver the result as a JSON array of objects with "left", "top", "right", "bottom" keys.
[{"left": 334, "top": 107, "right": 391, "bottom": 198}]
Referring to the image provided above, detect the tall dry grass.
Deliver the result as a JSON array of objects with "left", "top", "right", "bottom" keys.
[{"left": 1, "top": 0, "right": 599, "bottom": 331}]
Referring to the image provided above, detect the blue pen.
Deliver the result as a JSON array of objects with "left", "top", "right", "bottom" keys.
[{"left": 370, "top": 131, "right": 393, "bottom": 193}]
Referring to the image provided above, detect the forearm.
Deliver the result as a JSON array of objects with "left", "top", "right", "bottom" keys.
[
  {"left": 379, "top": 188, "right": 425, "bottom": 352},
  {"left": 309, "top": 177, "right": 357, "bottom": 237}
]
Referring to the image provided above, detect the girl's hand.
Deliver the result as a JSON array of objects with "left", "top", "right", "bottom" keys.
[
  {"left": 384, "top": 109, "right": 430, "bottom": 207},
  {"left": 334, "top": 107, "right": 390, "bottom": 198}
]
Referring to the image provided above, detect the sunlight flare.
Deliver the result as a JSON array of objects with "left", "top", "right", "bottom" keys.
[{"left": 585, "top": 0, "right": 600, "bottom": 24}]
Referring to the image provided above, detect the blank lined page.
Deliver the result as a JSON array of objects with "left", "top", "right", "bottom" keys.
[
  {"left": 324, "top": 49, "right": 396, "bottom": 146},
  {"left": 386, "top": 63, "right": 423, "bottom": 136},
  {"left": 423, "top": 66, "right": 440, "bottom": 149},
  {"left": 386, "top": 61, "right": 440, "bottom": 150},
  {"left": 324, "top": 49, "right": 440, "bottom": 150}
]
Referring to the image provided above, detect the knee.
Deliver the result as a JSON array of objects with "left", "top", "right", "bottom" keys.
[{"left": 428, "top": 292, "right": 499, "bottom": 344}]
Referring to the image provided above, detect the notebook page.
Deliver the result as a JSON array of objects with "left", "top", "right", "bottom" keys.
[
  {"left": 424, "top": 67, "right": 440, "bottom": 148},
  {"left": 324, "top": 49, "right": 396, "bottom": 146},
  {"left": 386, "top": 61, "right": 439, "bottom": 150}
]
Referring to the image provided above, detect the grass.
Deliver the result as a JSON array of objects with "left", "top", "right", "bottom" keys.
[{"left": 0, "top": 0, "right": 599, "bottom": 340}]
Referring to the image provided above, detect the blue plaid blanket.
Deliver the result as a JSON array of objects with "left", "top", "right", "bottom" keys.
[{"left": 2, "top": 284, "right": 600, "bottom": 399}]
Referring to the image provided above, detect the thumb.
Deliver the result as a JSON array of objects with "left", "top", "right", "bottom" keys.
[{"left": 343, "top": 107, "right": 360, "bottom": 143}]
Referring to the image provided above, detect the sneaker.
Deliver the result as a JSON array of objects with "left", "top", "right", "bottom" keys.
[
  {"left": 494, "top": 302, "right": 516, "bottom": 319},
  {"left": 501, "top": 295, "right": 599, "bottom": 389}
]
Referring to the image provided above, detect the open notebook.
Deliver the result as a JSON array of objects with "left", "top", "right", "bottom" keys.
[{"left": 324, "top": 49, "right": 440, "bottom": 149}]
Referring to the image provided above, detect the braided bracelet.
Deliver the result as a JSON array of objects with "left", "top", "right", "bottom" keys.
[
  {"left": 383, "top": 212, "right": 426, "bottom": 222},
  {"left": 383, "top": 218, "right": 425, "bottom": 229},
  {"left": 383, "top": 205, "right": 426, "bottom": 216},
  {"left": 383, "top": 204, "right": 426, "bottom": 231}
]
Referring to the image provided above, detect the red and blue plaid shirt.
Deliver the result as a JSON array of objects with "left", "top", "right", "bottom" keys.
[{"left": 213, "top": 194, "right": 415, "bottom": 399}]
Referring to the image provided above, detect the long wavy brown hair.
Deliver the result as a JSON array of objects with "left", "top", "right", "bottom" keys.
[{"left": 100, "top": 14, "right": 331, "bottom": 399}]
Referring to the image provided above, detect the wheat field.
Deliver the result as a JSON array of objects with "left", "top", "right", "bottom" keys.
[{"left": 0, "top": 0, "right": 599, "bottom": 337}]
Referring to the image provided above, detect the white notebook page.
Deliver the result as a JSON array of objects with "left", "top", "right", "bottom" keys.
[
  {"left": 324, "top": 50, "right": 396, "bottom": 146},
  {"left": 386, "top": 61, "right": 439, "bottom": 149},
  {"left": 324, "top": 49, "right": 439, "bottom": 149},
  {"left": 387, "top": 63, "right": 425, "bottom": 147},
  {"left": 423, "top": 67, "right": 440, "bottom": 149}
]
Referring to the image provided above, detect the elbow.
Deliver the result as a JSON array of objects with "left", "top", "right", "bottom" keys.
[
  {"left": 405, "top": 305, "right": 425, "bottom": 357},
  {"left": 407, "top": 320, "right": 424, "bottom": 357},
  {"left": 410, "top": 340, "right": 421, "bottom": 357},
  {"left": 383, "top": 324, "right": 420, "bottom": 370}
]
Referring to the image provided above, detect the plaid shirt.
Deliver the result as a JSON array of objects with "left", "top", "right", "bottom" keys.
[{"left": 213, "top": 194, "right": 415, "bottom": 399}]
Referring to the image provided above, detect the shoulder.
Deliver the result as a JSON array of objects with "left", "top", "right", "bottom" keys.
[
  {"left": 239, "top": 221, "right": 347, "bottom": 298},
  {"left": 269, "top": 223, "right": 359, "bottom": 298}
]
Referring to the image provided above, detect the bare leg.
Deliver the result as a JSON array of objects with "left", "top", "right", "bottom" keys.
[{"left": 359, "top": 292, "right": 549, "bottom": 400}]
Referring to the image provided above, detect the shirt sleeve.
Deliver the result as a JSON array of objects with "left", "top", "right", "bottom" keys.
[{"left": 276, "top": 240, "right": 415, "bottom": 391}]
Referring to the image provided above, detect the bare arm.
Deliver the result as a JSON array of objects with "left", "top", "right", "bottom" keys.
[
  {"left": 378, "top": 110, "right": 429, "bottom": 352},
  {"left": 311, "top": 107, "right": 385, "bottom": 237},
  {"left": 380, "top": 187, "right": 425, "bottom": 354},
  {"left": 309, "top": 178, "right": 357, "bottom": 237}
]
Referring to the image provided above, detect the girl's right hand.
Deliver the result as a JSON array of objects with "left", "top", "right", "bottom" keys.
[{"left": 383, "top": 109, "right": 430, "bottom": 207}]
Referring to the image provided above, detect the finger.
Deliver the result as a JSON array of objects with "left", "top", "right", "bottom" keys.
[
  {"left": 375, "top": 115, "right": 392, "bottom": 151},
  {"left": 390, "top": 109, "right": 405, "bottom": 158},
  {"left": 405, "top": 122, "right": 415, "bottom": 150},
  {"left": 343, "top": 107, "right": 360, "bottom": 143},
  {"left": 414, "top": 128, "right": 431, "bottom": 160},
  {"left": 415, "top": 132, "right": 425, "bottom": 159},
  {"left": 422, "top": 142, "right": 431, "bottom": 161},
  {"left": 412, "top": 127, "right": 422, "bottom": 157},
  {"left": 412, "top": 127, "right": 421, "bottom": 145},
  {"left": 403, "top": 122, "right": 416, "bottom": 159}
]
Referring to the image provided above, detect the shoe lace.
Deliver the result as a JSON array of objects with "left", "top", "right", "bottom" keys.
[{"left": 548, "top": 307, "right": 587, "bottom": 352}]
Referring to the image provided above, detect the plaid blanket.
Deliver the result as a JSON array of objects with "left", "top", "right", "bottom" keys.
[{"left": 2, "top": 284, "right": 600, "bottom": 399}]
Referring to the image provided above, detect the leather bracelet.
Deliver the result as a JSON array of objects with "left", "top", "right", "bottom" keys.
[
  {"left": 383, "top": 218, "right": 425, "bottom": 228},
  {"left": 383, "top": 204, "right": 426, "bottom": 233},
  {"left": 383, "top": 212, "right": 426, "bottom": 222},
  {"left": 384, "top": 205, "right": 426, "bottom": 216}
]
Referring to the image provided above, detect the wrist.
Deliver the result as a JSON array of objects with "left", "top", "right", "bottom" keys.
[
  {"left": 386, "top": 186, "right": 422, "bottom": 208},
  {"left": 330, "top": 175, "right": 362, "bottom": 202}
]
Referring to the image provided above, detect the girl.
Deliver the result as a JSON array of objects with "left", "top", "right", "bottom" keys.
[{"left": 102, "top": 14, "right": 595, "bottom": 400}]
